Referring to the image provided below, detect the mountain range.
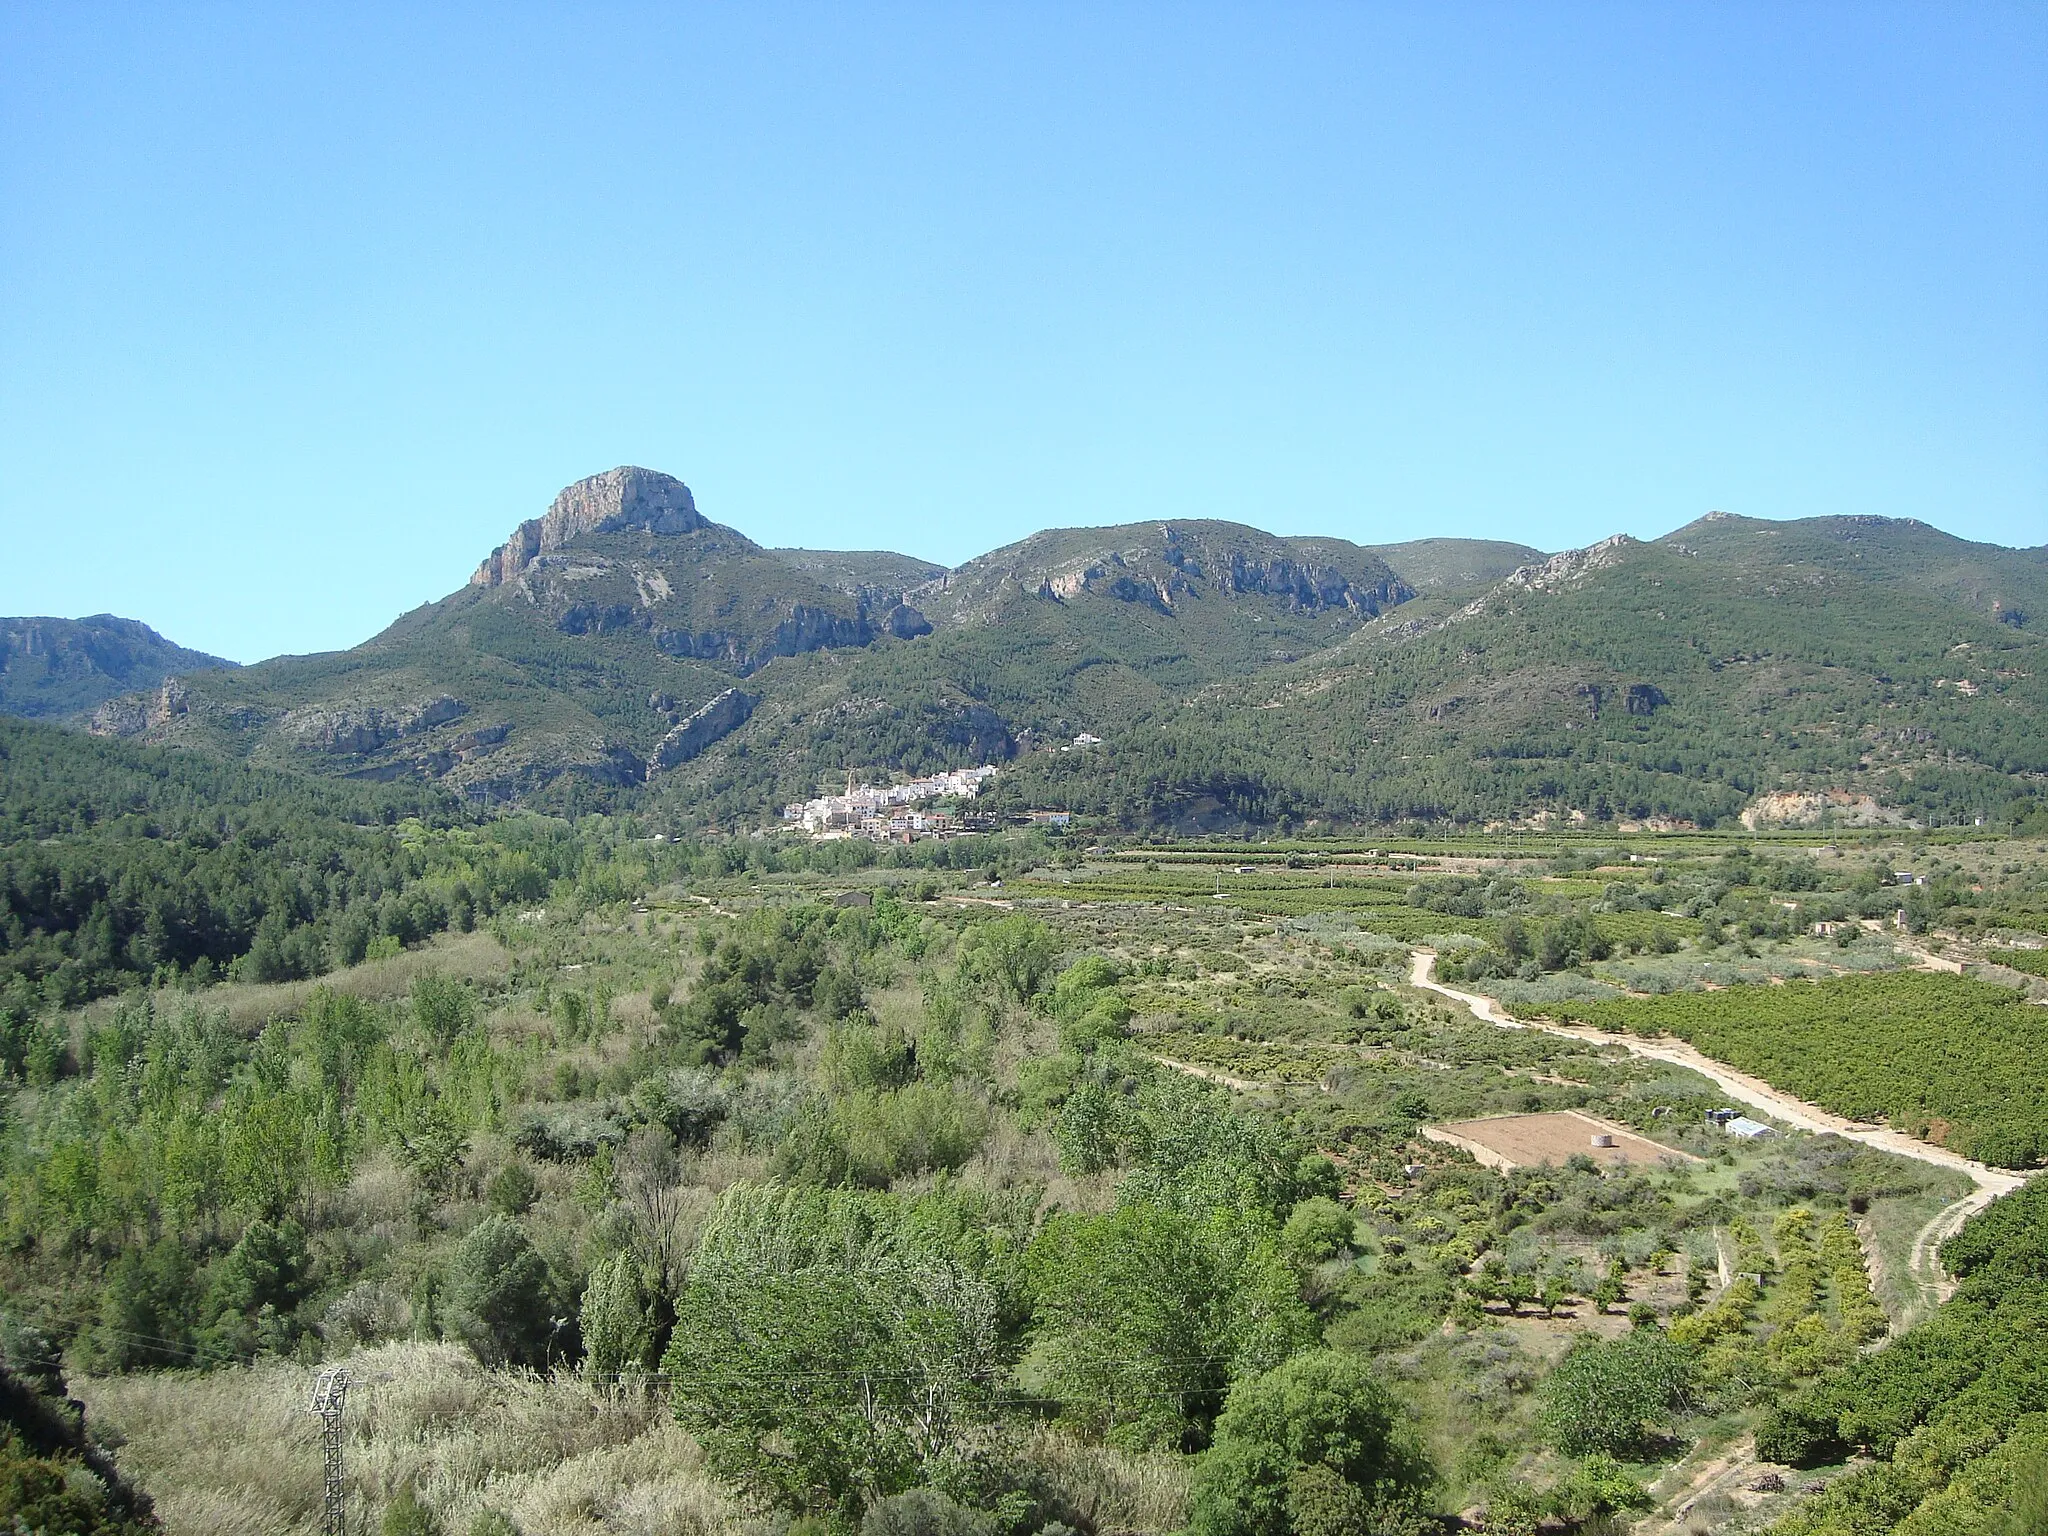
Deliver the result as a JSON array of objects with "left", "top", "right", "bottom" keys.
[
  {"left": 0, "top": 615, "right": 235, "bottom": 721},
  {"left": 13, "top": 466, "right": 2046, "bottom": 831}
]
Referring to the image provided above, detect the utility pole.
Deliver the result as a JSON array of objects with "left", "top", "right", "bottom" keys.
[{"left": 307, "top": 1366, "right": 351, "bottom": 1536}]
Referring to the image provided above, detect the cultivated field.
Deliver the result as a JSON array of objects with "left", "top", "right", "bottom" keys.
[{"left": 1423, "top": 1109, "right": 1699, "bottom": 1172}]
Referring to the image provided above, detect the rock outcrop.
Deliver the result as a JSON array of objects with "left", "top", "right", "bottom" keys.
[
  {"left": 279, "top": 695, "right": 469, "bottom": 755},
  {"left": 1220, "top": 550, "right": 1403, "bottom": 612},
  {"left": 883, "top": 603, "right": 932, "bottom": 639},
  {"left": 472, "top": 468, "right": 705, "bottom": 588},
  {"left": 1740, "top": 789, "right": 1903, "bottom": 830},
  {"left": 88, "top": 676, "right": 192, "bottom": 737},
  {"left": 648, "top": 688, "right": 756, "bottom": 774},
  {"left": 651, "top": 607, "right": 889, "bottom": 673},
  {"left": 1028, "top": 546, "right": 1400, "bottom": 615},
  {"left": 929, "top": 521, "right": 1414, "bottom": 625}
]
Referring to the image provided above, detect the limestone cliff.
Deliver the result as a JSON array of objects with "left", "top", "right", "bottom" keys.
[
  {"left": 648, "top": 688, "right": 756, "bottom": 774},
  {"left": 471, "top": 467, "right": 706, "bottom": 588}
]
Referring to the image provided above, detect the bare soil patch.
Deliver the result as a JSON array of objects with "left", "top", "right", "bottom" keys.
[{"left": 1422, "top": 1109, "right": 1698, "bottom": 1172}]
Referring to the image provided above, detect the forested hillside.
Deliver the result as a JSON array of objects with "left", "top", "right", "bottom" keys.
[
  {"left": 990, "top": 517, "right": 2048, "bottom": 832},
  {"left": 0, "top": 717, "right": 515, "bottom": 1008},
  {"left": 0, "top": 616, "right": 234, "bottom": 722},
  {"left": 8, "top": 824, "right": 2039, "bottom": 1536},
  {"left": 52, "top": 470, "right": 2048, "bottom": 835}
]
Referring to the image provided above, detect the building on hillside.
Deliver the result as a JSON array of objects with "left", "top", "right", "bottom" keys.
[{"left": 783, "top": 765, "right": 999, "bottom": 838}]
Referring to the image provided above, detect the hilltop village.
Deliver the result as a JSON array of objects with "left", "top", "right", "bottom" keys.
[{"left": 781, "top": 763, "right": 1002, "bottom": 838}]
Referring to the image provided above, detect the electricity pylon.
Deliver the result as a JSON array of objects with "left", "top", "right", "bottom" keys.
[{"left": 307, "top": 1366, "right": 351, "bottom": 1536}]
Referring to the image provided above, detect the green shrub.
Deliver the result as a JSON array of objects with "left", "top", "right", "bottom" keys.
[
  {"left": 444, "top": 1215, "right": 557, "bottom": 1367},
  {"left": 381, "top": 1485, "right": 444, "bottom": 1536},
  {"left": 485, "top": 1162, "right": 538, "bottom": 1217},
  {"left": 411, "top": 974, "right": 476, "bottom": 1050},
  {"left": 820, "top": 1016, "right": 917, "bottom": 1093},
  {"left": 1280, "top": 1198, "right": 1355, "bottom": 1268},
  {"left": 1480, "top": 1481, "right": 1545, "bottom": 1536},
  {"left": 833, "top": 1084, "right": 990, "bottom": 1186},
  {"left": 1536, "top": 1330, "right": 1695, "bottom": 1458},
  {"left": 0, "top": 1426, "right": 154, "bottom": 1535},
  {"left": 1187, "top": 1349, "right": 1434, "bottom": 1536},
  {"left": 1548, "top": 1454, "right": 1653, "bottom": 1521},
  {"left": 861, "top": 1489, "right": 994, "bottom": 1536}
]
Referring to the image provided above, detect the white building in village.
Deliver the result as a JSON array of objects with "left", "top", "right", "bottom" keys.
[{"left": 783, "top": 765, "right": 999, "bottom": 836}]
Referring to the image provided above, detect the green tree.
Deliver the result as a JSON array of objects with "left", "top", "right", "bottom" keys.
[
  {"left": 1187, "top": 1350, "right": 1434, "bottom": 1536},
  {"left": 389, "top": 1097, "right": 469, "bottom": 1197},
  {"left": 1537, "top": 1330, "right": 1695, "bottom": 1458},
  {"left": 92, "top": 1240, "right": 197, "bottom": 1372},
  {"left": 220, "top": 1085, "right": 312, "bottom": 1219},
  {"left": 662, "top": 1182, "right": 1015, "bottom": 1519},
  {"left": 957, "top": 915, "right": 1057, "bottom": 1007},
  {"left": 197, "top": 1218, "right": 312, "bottom": 1363},
  {"left": 206, "top": 1220, "right": 311, "bottom": 1317},
  {"left": 412, "top": 974, "right": 476, "bottom": 1051},
  {"left": 668, "top": 1264, "right": 918, "bottom": 1517},
  {"left": 579, "top": 1251, "right": 652, "bottom": 1381},
  {"left": 444, "top": 1215, "right": 557, "bottom": 1367},
  {"left": 1025, "top": 1202, "right": 1313, "bottom": 1450},
  {"left": 1280, "top": 1198, "right": 1355, "bottom": 1269}
]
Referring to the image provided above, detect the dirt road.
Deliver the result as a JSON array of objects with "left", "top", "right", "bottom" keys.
[
  {"left": 1408, "top": 949, "right": 2034, "bottom": 1532},
  {"left": 1406, "top": 951, "right": 2028, "bottom": 1300}
]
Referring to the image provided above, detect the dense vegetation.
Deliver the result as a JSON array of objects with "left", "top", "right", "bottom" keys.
[
  {"left": 972, "top": 523, "right": 2048, "bottom": 836},
  {"left": 1756, "top": 1179, "right": 2048, "bottom": 1536},
  {"left": 0, "top": 1360, "right": 157, "bottom": 1534},
  {"left": 1536, "top": 973, "right": 2048, "bottom": 1167},
  {"left": 0, "top": 718, "right": 1065, "bottom": 1022},
  {"left": 0, "top": 717, "right": 578, "bottom": 1007},
  {"left": 3, "top": 732, "right": 2045, "bottom": 1534}
]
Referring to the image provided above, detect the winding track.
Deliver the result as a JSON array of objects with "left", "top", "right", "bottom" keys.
[{"left": 1406, "top": 949, "right": 2029, "bottom": 1301}]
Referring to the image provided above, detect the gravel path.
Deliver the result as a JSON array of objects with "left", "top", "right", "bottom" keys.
[
  {"left": 1405, "top": 950, "right": 2030, "bottom": 1299},
  {"left": 1406, "top": 948, "right": 2036, "bottom": 1532}
]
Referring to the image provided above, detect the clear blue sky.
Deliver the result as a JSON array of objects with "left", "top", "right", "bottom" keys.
[{"left": 2, "top": 3, "right": 2042, "bottom": 663}]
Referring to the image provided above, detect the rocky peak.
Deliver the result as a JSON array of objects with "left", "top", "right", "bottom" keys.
[{"left": 472, "top": 468, "right": 705, "bottom": 588}]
